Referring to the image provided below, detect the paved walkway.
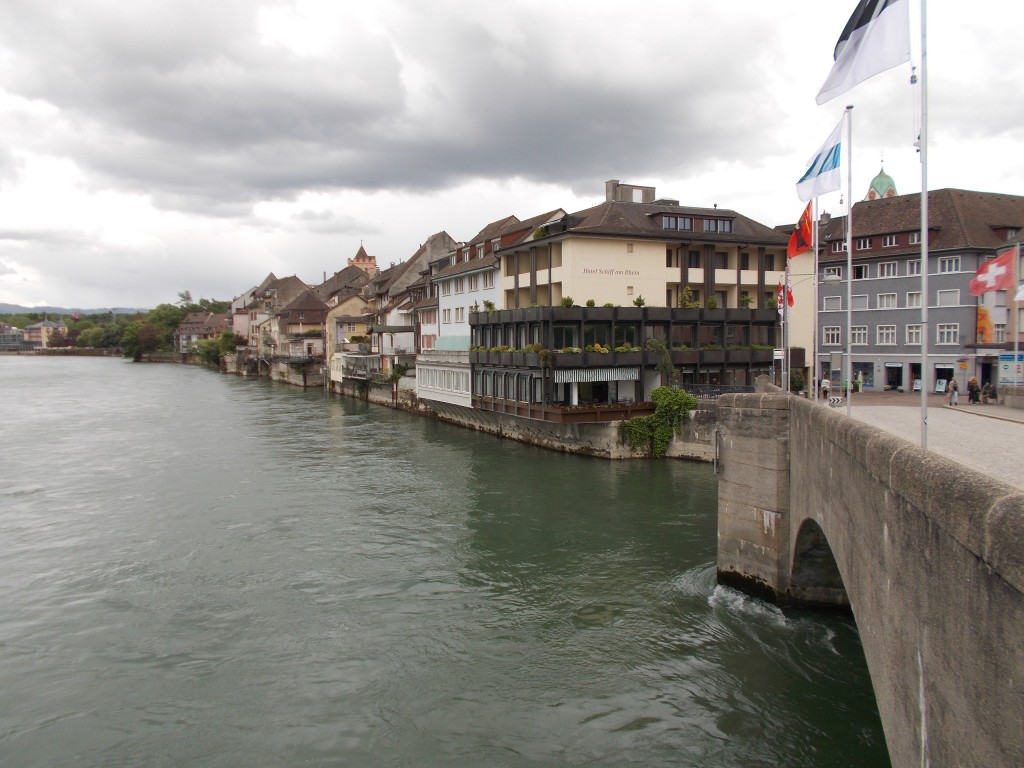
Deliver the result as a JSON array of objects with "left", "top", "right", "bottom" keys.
[{"left": 812, "top": 390, "right": 1024, "bottom": 490}]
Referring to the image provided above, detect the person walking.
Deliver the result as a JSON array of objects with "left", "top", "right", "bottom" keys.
[
  {"left": 949, "top": 377, "right": 959, "bottom": 406},
  {"left": 821, "top": 377, "right": 831, "bottom": 400}
]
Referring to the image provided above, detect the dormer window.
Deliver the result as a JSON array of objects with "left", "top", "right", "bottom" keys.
[
  {"left": 476, "top": 244, "right": 484, "bottom": 259},
  {"left": 704, "top": 218, "right": 732, "bottom": 233},
  {"left": 661, "top": 215, "right": 693, "bottom": 231}
]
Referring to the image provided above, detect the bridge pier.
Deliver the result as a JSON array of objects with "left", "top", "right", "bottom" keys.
[{"left": 716, "top": 385, "right": 1024, "bottom": 768}]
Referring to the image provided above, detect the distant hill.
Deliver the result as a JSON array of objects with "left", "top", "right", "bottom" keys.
[{"left": 0, "top": 304, "right": 147, "bottom": 315}]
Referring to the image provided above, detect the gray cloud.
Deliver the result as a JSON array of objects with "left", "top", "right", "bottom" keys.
[{"left": 0, "top": 1, "right": 792, "bottom": 217}]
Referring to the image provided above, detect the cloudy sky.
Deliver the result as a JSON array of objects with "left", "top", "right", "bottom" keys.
[{"left": 1, "top": 0, "right": 1020, "bottom": 310}]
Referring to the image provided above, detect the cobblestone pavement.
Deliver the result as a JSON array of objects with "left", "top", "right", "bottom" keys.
[{"left": 814, "top": 390, "right": 1024, "bottom": 490}]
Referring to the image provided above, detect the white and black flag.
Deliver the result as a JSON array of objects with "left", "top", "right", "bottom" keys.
[{"left": 816, "top": 0, "right": 911, "bottom": 105}]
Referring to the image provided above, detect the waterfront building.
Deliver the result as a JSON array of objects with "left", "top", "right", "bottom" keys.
[
  {"left": 22, "top": 319, "right": 68, "bottom": 349},
  {"left": 416, "top": 211, "right": 564, "bottom": 408},
  {"left": 326, "top": 293, "right": 377, "bottom": 385},
  {"left": 266, "top": 289, "right": 329, "bottom": 359},
  {"left": 173, "top": 311, "right": 228, "bottom": 354},
  {"left": 243, "top": 274, "right": 311, "bottom": 355},
  {"left": 816, "top": 188, "right": 1024, "bottom": 391}
]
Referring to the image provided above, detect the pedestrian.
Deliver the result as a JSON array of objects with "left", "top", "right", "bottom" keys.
[
  {"left": 949, "top": 377, "right": 959, "bottom": 406},
  {"left": 967, "top": 376, "right": 981, "bottom": 405},
  {"left": 821, "top": 378, "right": 831, "bottom": 399},
  {"left": 982, "top": 382, "right": 992, "bottom": 404}
]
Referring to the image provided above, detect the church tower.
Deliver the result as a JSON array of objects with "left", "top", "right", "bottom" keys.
[{"left": 865, "top": 166, "right": 897, "bottom": 200}]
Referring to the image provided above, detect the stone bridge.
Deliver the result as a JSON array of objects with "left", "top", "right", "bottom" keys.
[{"left": 716, "top": 388, "right": 1023, "bottom": 768}]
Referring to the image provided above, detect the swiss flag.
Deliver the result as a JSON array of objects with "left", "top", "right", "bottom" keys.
[{"left": 969, "top": 247, "right": 1016, "bottom": 296}]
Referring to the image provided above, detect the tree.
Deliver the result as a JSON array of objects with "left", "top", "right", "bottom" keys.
[
  {"left": 177, "top": 290, "right": 193, "bottom": 307},
  {"left": 47, "top": 328, "right": 71, "bottom": 347},
  {"left": 388, "top": 362, "right": 409, "bottom": 405}
]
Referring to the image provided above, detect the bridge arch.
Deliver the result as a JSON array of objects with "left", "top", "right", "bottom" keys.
[{"left": 789, "top": 518, "right": 848, "bottom": 607}]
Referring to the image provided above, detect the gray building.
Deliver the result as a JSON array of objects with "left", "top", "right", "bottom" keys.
[{"left": 816, "top": 188, "right": 1024, "bottom": 393}]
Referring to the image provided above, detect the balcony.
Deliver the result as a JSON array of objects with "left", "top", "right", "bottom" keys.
[{"left": 472, "top": 397, "right": 655, "bottom": 424}]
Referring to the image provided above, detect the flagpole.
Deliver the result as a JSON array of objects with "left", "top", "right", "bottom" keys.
[
  {"left": 844, "top": 105, "right": 854, "bottom": 417},
  {"left": 1015, "top": 241, "right": 1021, "bottom": 386},
  {"left": 812, "top": 198, "right": 819, "bottom": 403},
  {"left": 919, "top": 0, "right": 930, "bottom": 449},
  {"left": 784, "top": 259, "right": 791, "bottom": 393}
]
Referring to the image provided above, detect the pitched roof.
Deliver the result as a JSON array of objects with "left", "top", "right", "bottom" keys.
[
  {"left": 537, "top": 200, "right": 787, "bottom": 246},
  {"left": 819, "top": 188, "right": 1024, "bottom": 262},
  {"left": 315, "top": 265, "right": 370, "bottom": 300}
]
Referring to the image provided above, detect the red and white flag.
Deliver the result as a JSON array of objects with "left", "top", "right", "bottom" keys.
[
  {"left": 969, "top": 247, "right": 1016, "bottom": 296},
  {"left": 786, "top": 269, "right": 795, "bottom": 308},
  {"left": 777, "top": 280, "right": 784, "bottom": 317}
]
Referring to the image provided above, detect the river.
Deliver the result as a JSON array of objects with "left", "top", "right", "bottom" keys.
[{"left": 0, "top": 356, "right": 889, "bottom": 767}]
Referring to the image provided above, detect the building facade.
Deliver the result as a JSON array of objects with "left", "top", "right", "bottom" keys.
[{"left": 815, "top": 188, "right": 1024, "bottom": 391}]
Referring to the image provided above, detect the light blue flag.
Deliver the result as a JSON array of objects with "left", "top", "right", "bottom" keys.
[{"left": 796, "top": 119, "right": 843, "bottom": 202}]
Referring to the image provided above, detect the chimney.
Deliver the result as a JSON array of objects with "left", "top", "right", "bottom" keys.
[{"left": 605, "top": 179, "right": 620, "bottom": 201}]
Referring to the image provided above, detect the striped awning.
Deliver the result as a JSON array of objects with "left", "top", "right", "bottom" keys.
[{"left": 553, "top": 366, "right": 640, "bottom": 383}]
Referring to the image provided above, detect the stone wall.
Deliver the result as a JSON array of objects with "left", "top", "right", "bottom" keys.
[
  {"left": 717, "top": 385, "right": 1024, "bottom": 768},
  {"left": 1002, "top": 382, "right": 1024, "bottom": 409}
]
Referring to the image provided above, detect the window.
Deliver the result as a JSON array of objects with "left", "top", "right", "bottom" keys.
[
  {"left": 909, "top": 232, "right": 921, "bottom": 245},
  {"left": 714, "top": 252, "right": 728, "bottom": 269},
  {"left": 626, "top": 243, "right": 634, "bottom": 253},
  {"left": 995, "top": 324, "right": 1007, "bottom": 343},
  {"left": 877, "top": 293, "right": 897, "bottom": 309},
  {"left": 832, "top": 241, "right": 846, "bottom": 252},
  {"left": 878, "top": 261, "right": 897, "bottom": 277},
  {"left": 937, "top": 289, "right": 960, "bottom": 306},
  {"left": 877, "top": 325, "right": 896, "bottom": 345},
  {"left": 851, "top": 325, "right": 868, "bottom": 345},
  {"left": 853, "top": 264, "right": 868, "bottom": 280},
  {"left": 906, "top": 324, "right": 921, "bottom": 344},
  {"left": 441, "top": 282, "right": 451, "bottom": 296},
  {"left": 491, "top": 239, "right": 500, "bottom": 254},
  {"left": 468, "top": 274, "right": 479, "bottom": 291},
  {"left": 688, "top": 250, "right": 701, "bottom": 268},
  {"left": 1008, "top": 229, "right": 1018, "bottom": 240},
  {"left": 939, "top": 256, "right": 960, "bottom": 273},
  {"left": 937, "top": 323, "right": 959, "bottom": 344},
  {"left": 824, "top": 265, "right": 842, "bottom": 279},
  {"left": 764, "top": 254, "right": 776, "bottom": 271},
  {"left": 455, "top": 307, "right": 464, "bottom": 323},
  {"left": 824, "top": 326, "right": 841, "bottom": 345},
  {"left": 662, "top": 215, "right": 692, "bottom": 230},
  {"left": 994, "top": 290, "right": 1007, "bottom": 307},
  {"left": 483, "top": 271, "right": 494, "bottom": 288},
  {"left": 882, "top": 235, "right": 898, "bottom": 248},
  {"left": 856, "top": 238, "right": 872, "bottom": 250},
  {"left": 823, "top": 296, "right": 842, "bottom": 311},
  {"left": 907, "top": 291, "right": 921, "bottom": 308},
  {"left": 852, "top": 294, "right": 868, "bottom": 310},
  {"left": 454, "top": 277, "right": 465, "bottom": 294},
  {"left": 442, "top": 309, "right": 451, "bottom": 323},
  {"left": 908, "top": 260, "right": 921, "bottom": 275},
  {"left": 740, "top": 252, "right": 750, "bottom": 270}
]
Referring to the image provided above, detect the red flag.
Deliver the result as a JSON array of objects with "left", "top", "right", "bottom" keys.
[
  {"left": 787, "top": 203, "right": 813, "bottom": 259},
  {"left": 786, "top": 269, "right": 795, "bottom": 307},
  {"left": 777, "top": 280, "right": 784, "bottom": 317},
  {"left": 969, "top": 247, "right": 1016, "bottom": 296}
]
